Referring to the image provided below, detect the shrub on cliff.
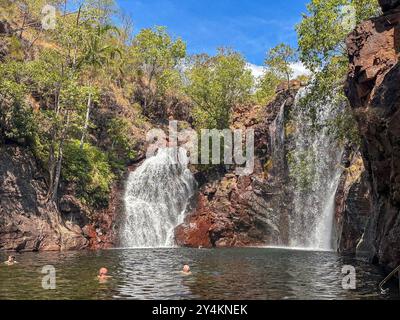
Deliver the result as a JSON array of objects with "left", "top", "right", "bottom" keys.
[
  {"left": 63, "top": 139, "right": 114, "bottom": 208},
  {"left": 0, "top": 62, "right": 37, "bottom": 145},
  {"left": 106, "top": 117, "right": 137, "bottom": 172}
]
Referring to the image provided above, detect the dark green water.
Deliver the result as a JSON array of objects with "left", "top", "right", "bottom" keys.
[{"left": 0, "top": 248, "right": 398, "bottom": 300}]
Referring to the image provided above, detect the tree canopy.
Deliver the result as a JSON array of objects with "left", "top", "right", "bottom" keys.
[{"left": 186, "top": 49, "right": 254, "bottom": 130}]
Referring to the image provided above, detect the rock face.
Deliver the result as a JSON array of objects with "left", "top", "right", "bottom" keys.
[
  {"left": 0, "top": 145, "right": 123, "bottom": 251},
  {"left": 345, "top": 2, "right": 400, "bottom": 267},
  {"left": 0, "top": 146, "right": 88, "bottom": 251},
  {"left": 379, "top": 0, "right": 400, "bottom": 12},
  {"left": 175, "top": 88, "right": 299, "bottom": 247},
  {"left": 334, "top": 151, "right": 372, "bottom": 253}
]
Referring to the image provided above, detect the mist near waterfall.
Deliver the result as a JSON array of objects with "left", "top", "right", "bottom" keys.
[
  {"left": 288, "top": 89, "right": 344, "bottom": 250},
  {"left": 121, "top": 147, "right": 196, "bottom": 248}
]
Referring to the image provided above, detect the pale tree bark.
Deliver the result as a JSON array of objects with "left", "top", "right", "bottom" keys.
[
  {"left": 47, "top": 89, "right": 61, "bottom": 198},
  {"left": 80, "top": 91, "right": 92, "bottom": 150},
  {"left": 51, "top": 111, "right": 70, "bottom": 201}
]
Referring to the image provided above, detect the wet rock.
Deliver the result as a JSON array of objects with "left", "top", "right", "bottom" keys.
[
  {"left": 59, "top": 195, "right": 89, "bottom": 227},
  {"left": 345, "top": 6, "right": 400, "bottom": 267},
  {"left": 175, "top": 90, "right": 297, "bottom": 247},
  {"left": 335, "top": 152, "right": 373, "bottom": 253}
]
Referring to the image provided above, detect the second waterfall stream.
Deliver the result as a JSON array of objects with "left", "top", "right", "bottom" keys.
[
  {"left": 121, "top": 147, "right": 196, "bottom": 248},
  {"left": 288, "top": 88, "right": 344, "bottom": 250}
]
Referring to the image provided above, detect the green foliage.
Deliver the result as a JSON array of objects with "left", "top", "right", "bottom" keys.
[
  {"left": 297, "top": 0, "right": 380, "bottom": 70},
  {"left": 326, "top": 107, "right": 361, "bottom": 145},
  {"left": 253, "top": 71, "right": 280, "bottom": 105},
  {"left": 296, "top": 0, "right": 380, "bottom": 146},
  {"left": 265, "top": 43, "right": 297, "bottom": 86},
  {"left": 78, "top": 24, "right": 122, "bottom": 71},
  {"left": 7, "top": 36, "right": 25, "bottom": 61},
  {"left": 298, "top": 57, "right": 348, "bottom": 123},
  {"left": 63, "top": 140, "right": 114, "bottom": 207},
  {"left": 186, "top": 48, "right": 254, "bottom": 130},
  {"left": 82, "top": 0, "right": 117, "bottom": 25},
  {"left": 131, "top": 26, "right": 187, "bottom": 117},
  {"left": 107, "top": 117, "right": 137, "bottom": 171},
  {"left": 0, "top": 62, "right": 36, "bottom": 143},
  {"left": 287, "top": 149, "right": 316, "bottom": 191}
]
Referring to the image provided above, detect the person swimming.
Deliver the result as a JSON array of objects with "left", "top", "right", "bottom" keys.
[
  {"left": 181, "top": 264, "right": 192, "bottom": 275},
  {"left": 4, "top": 255, "right": 18, "bottom": 266},
  {"left": 97, "top": 267, "right": 112, "bottom": 281}
]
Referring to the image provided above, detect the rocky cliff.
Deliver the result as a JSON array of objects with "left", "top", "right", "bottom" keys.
[
  {"left": 175, "top": 86, "right": 300, "bottom": 247},
  {"left": 334, "top": 150, "right": 372, "bottom": 253},
  {"left": 345, "top": 0, "right": 400, "bottom": 268},
  {"left": 0, "top": 145, "right": 89, "bottom": 251}
]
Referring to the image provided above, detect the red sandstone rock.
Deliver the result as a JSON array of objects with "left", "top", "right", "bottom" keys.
[
  {"left": 0, "top": 146, "right": 88, "bottom": 251},
  {"left": 175, "top": 90, "right": 296, "bottom": 248},
  {"left": 345, "top": 1, "right": 400, "bottom": 267}
]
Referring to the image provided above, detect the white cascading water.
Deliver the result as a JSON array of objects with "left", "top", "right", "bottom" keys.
[
  {"left": 288, "top": 89, "right": 344, "bottom": 250},
  {"left": 269, "top": 101, "right": 286, "bottom": 176},
  {"left": 121, "top": 147, "right": 196, "bottom": 248}
]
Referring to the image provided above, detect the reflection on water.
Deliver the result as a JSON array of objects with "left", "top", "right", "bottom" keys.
[{"left": 0, "top": 248, "right": 398, "bottom": 300}]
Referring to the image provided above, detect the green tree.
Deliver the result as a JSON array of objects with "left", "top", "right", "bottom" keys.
[
  {"left": 130, "top": 26, "right": 186, "bottom": 118},
  {"left": 77, "top": 23, "right": 121, "bottom": 149},
  {"left": 265, "top": 43, "right": 297, "bottom": 90},
  {"left": 0, "top": 61, "right": 36, "bottom": 144},
  {"left": 106, "top": 117, "right": 137, "bottom": 171},
  {"left": 297, "top": 0, "right": 380, "bottom": 70},
  {"left": 253, "top": 71, "right": 280, "bottom": 105},
  {"left": 186, "top": 48, "right": 254, "bottom": 130},
  {"left": 63, "top": 139, "right": 114, "bottom": 207},
  {"left": 296, "top": 0, "right": 380, "bottom": 144}
]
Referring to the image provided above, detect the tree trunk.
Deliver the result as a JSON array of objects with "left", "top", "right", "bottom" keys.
[
  {"left": 19, "top": 13, "right": 26, "bottom": 39},
  {"left": 80, "top": 92, "right": 92, "bottom": 150},
  {"left": 47, "top": 90, "right": 61, "bottom": 198},
  {"left": 51, "top": 111, "right": 70, "bottom": 201},
  {"left": 72, "top": 6, "right": 82, "bottom": 69}
]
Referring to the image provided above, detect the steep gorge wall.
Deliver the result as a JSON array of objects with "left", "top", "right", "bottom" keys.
[
  {"left": 334, "top": 150, "right": 372, "bottom": 253},
  {"left": 175, "top": 87, "right": 299, "bottom": 247},
  {"left": 345, "top": 0, "right": 400, "bottom": 267},
  {"left": 0, "top": 145, "right": 89, "bottom": 251}
]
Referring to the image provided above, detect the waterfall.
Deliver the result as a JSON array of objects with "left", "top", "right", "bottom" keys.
[
  {"left": 121, "top": 147, "right": 196, "bottom": 248},
  {"left": 288, "top": 89, "right": 344, "bottom": 250},
  {"left": 269, "top": 101, "right": 286, "bottom": 176}
]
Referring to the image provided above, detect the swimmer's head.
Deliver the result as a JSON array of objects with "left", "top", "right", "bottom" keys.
[
  {"left": 99, "top": 267, "right": 108, "bottom": 276},
  {"left": 8, "top": 256, "right": 15, "bottom": 262},
  {"left": 183, "top": 265, "right": 190, "bottom": 273}
]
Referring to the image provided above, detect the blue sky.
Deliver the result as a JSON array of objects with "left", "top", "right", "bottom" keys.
[{"left": 116, "top": 0, "right": 309, "bottom": 66}]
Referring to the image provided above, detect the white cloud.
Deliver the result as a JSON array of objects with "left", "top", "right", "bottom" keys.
[
  {"left": 290, "top": 62, "right": 311, "bottom": 79},
  {"left": 246, "top": 63, "right": 265, "bottom": 79},
  {"left": 246, "top": 62, "right": 311, "bottom": 80}
]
